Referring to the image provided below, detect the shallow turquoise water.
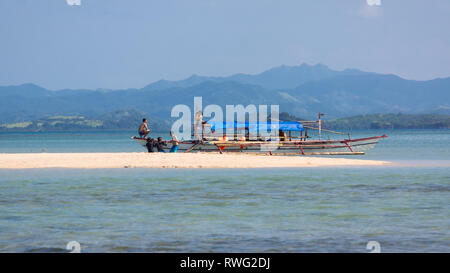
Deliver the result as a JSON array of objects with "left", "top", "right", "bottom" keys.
[
  {"left": 0, "top": 130, "right": 449, "bottom": 252},
  {"left": 1, "top": 129, "right": 449, "bottom": 162}
]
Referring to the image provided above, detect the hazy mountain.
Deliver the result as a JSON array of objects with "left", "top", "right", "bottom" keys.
[
  {"left": 143, "top": 63, "right": 369, "bottom": 91},
  {"left": 0, "top": 81, "right": 300, "bottom": 123},
  {"left": 1, "top": 64, "right": 449, "bottom": 124},
  {"left": 284, "top": 74, "right": 450, "bottom": 118}
]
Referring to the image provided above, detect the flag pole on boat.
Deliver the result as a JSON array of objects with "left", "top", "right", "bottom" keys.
[{"left": 318, "top": 112, "right": 325, "bottom": 140}]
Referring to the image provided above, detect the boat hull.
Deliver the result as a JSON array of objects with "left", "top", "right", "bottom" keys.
[{"left": 132, "top": 135, "right": 387, "bottom": 155}]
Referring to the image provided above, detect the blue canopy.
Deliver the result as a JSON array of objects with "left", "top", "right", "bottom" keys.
[{"left": 206, "top": 120, "right": 303, "bottom": 132}]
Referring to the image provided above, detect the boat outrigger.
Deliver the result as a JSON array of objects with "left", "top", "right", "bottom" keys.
[{"left": 132, "top": 113, "right": 387, "bottom": 155}]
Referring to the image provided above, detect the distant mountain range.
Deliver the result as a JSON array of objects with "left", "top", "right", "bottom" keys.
[
  {"left": 1, "top": 63, "right": 449, "bottom": 125},
  {"left": 144, "top": 64, "right": 368, "bottom": 90}
]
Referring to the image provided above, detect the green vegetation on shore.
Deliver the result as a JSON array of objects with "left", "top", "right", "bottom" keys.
[
  {"left": 324, "top": 113, "right": 450, "bottom": 130},
  {"left": 1, "top": 111, "right": 449, "bottom": 132},
  {"left": 277, "top": 112, "right": 450, "bottom": 130},
  {"left": 0, "top": 110, "right": 171, "bottom": 132}
]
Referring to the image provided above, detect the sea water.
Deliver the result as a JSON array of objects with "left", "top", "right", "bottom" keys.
[{"left": 0, "top": 130, "right": 449, "bottom": 252}]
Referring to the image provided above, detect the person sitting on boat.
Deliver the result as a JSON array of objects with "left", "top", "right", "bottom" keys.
[
  {"left": 279, "top": 130, "right": 287, "bottom": 141},
  {"left": 170, "top": 131, "right": 179, "bottom": 153},
  {"left": 138, "top": 118, "right": 150, "bottom": 139}
]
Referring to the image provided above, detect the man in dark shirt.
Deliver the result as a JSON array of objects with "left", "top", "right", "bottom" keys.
[{"left": 145, "top": 137, "right": 166, "bottom": 153}]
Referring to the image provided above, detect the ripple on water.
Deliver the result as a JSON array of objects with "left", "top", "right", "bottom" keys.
[{"left": 0, "top": 165, "right": 449, "bottom": 252}]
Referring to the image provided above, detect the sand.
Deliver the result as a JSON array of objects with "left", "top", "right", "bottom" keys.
[{"left": 0, "top": 153, "right": 390, "bottom": 169}]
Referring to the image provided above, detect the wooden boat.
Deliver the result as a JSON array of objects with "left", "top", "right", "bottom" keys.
[
  {"left": 132, "top": 135, "right": 386, "bottom": 155},
  {"left": 132, "top": 115, "right": 387, "bottom": 155}
]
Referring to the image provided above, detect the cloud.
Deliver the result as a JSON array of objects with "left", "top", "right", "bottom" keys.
[
  {"left": 66, "top": 0, "right": 81, "bottom": 6},
  {"left": 366, "top": 0, "right": 381, "bottom": 6}
]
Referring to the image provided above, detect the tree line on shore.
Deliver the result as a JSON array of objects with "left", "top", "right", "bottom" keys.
[{"left": 1, "top": 110, "right": 449, "bottom": 132}]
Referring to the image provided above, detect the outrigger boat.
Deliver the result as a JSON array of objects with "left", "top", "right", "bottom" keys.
[{"left": 132, "top": 113, "right": 387, "bottom": 155}]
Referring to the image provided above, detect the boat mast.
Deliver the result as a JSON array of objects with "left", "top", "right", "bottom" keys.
[{"left": 318, "top": 112, "right": 324, "bottom": 140}]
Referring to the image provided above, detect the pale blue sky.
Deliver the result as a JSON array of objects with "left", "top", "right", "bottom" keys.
[{"left": 0, "top": 0, "right": 449, "bottom": 89}]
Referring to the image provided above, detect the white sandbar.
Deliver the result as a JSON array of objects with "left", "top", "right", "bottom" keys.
[{"left": 0, "top": 153, "right": 390, "bottom": 169}]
